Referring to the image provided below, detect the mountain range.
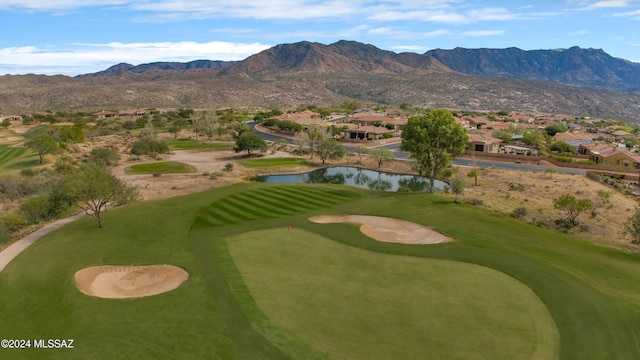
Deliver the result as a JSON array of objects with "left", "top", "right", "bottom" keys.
[{"left": 2, "top": 40, "right": 640, "bottom": 120}]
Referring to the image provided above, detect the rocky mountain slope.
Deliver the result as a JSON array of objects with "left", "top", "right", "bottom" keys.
[{"left": 1, "top": 40, "right": 639, "bottom": 120}]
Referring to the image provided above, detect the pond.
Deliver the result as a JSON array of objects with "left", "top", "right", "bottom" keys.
[{"left": 254, "top": 166, "right": 446, "bottom": 192}]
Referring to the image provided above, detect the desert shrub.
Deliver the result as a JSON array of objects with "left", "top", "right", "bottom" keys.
[
  {"left": 130, "top": 140, "right": 169, "bottom": 155},
  {"left": 19, "top": 194, "right": 55, "bottom": 224},
  {"left": 152, "top": 173, "right": 161, "bottom": 177},
  {"left": 20, "top": 168, "right": 36, "bottom": 177},
  {"left": 468, "top": 199, "right": 484, "bottom": 206},
  {"left": 511, "top": 207, "right": 528, "bottom": 218},
  {"left": 0, "top": 212, "right": 28, "bottom": 232},
  {"left": 508, "top": 182, "right": 526, "bottom": 191},
  {"left": 89, "top": 147, "right": 120, "bottom": 166},
  {"left": 223, "top": 163, "right": 234, "bottom": 172},
  {"left": 210, "top": 172, "right": 223, "bottom": 180}
]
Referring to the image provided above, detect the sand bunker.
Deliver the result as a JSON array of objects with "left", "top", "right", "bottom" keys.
[
  {"left": 309, "top": 215, "right": 453, "bottom": 245},
  {"left": 74, "top": 265, "right": 188, "bottom": 299}
]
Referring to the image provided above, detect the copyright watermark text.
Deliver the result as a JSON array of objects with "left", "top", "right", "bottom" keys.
[{"left": 1, "top": 339, "right": 74, "bottom": 349}]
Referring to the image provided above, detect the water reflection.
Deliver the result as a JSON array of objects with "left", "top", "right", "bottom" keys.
[{"left": 255, "top": 166, "right": 444, "bottom": 192}]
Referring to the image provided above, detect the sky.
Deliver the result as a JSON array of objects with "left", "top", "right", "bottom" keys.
[{"left": 1, "top": 0, "right": 640, "bottom": 76}]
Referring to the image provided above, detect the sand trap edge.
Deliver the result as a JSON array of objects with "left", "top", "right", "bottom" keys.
[{"left": 74, "top": 264, "right": 189, "bottom": 299}]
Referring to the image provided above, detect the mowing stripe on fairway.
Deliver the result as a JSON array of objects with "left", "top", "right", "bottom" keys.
[
  {"left": 0, "top": 145, "right": 27, "bottom": 166},
  {"left": 223, "top": 195, "right": 293, "bottom": 217},
  {"left": 248, "top": 189, "right": 333, "bottom": 211},
  {"left": 222, "top": 196, "right": 278, "bottom": 218},
  {"left": 266, "top": 187, "right": 344, "bottom": 207},
  {"left": 242, "top": 191, "right": 315, "bottom": 213}
]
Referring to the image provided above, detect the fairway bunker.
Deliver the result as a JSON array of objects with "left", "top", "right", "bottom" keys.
[
  {"left": 74, "top": 265, "right": 188, "bottom": 299},
  {"left": 309, "top": 215, "right": 453, "bottom": 244}
]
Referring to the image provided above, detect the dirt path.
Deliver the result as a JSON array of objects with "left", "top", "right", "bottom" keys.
[{"left": 0, "top": 213, "right": 85, "bottom": 272}]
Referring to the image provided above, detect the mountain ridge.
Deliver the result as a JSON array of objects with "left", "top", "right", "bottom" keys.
[
  {"left": 77, "top": 40, "right": 640, "bottom": 92},
  {"left": 2, "top": 40, "right": 640, "bottom": 120}
]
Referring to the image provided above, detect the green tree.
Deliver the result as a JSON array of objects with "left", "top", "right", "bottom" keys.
[
  {"left": 369, "top": 147, "right": 393, "bottom": 168},
  {"left": 400, "top": 109, "right": 468, "bottom": 192},
  {"left": 234, "top": 132, "right": 267, "bottom": 156},
  {"left": 450, "top": 178, "right": 465, "bottom": 203},
  {"left": 24, "top": 130, "right": 61, "bottom": 164},
  {"left": 61, "top": 163, "right": 131, "bottom": 228},
  {"left": 522, "top": 129, "right": 545, "bottom": 148},
  {"left": 623, "top": 208, "right": 640, "bottom": 244},
  {"left": 545, "top": 123, "right": 569, "bottom": 136},
  {"left": 553, "top": 194, "right": 593, "bottom": 228},
  {"left": 1, "top": 118, "right": 11, "bottom": 130},
  {"left": 316, "top": 138, "right": 346, "bottom": 164},
  {"left": 306, "top": 124, "right": 329, "bottom": 160},
  {"left": 467, "top": 168, "right": 479, "bottom": 186},
  {"left": 549, "top": 141, "right": 576, "bottom": 154}
]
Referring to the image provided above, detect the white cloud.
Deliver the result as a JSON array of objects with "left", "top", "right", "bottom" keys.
[
  {"left": 0, "top": 41, "right": 271, "bottom": 76},
  {"left": 612, "top": 8, "right": 640, "bottom": 17},
  {"left": 0, "top": 0, "right": 128, "bottom": 11},
  {"left": 568, "top": 0, "right": 640, "bottom": 9},
  {"left": 390, "top": 45, "right": 429, "bottom": 52},
  {"left": 462, "top": 30, "right": 505, "bottom": 37}
]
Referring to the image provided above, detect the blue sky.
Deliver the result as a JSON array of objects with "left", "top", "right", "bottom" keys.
[{"left": 1, "top": 0, "right": 639, "bottom": 76}]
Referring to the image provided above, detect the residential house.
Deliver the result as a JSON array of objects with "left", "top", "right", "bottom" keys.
[
  {"left": 345, "top": 126, "right": 393, "bottom": 140},
  {"left": 93, "top": 110, "right": 118, "bottom": 119},
  {"left": 468, "top": 132, "right": 502, "bottom": 153},
  {"left": 553, "top": 132, "right": 596, "bottom": 148},
  {"left": 586, "top": 145, "right": 640, "bottom": 168}
]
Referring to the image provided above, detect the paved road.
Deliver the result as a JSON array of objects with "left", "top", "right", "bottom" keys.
[
  {"left": 250, "top": 122, "right": 587, "bottom": 175},
  {"left": 0, "top": 213, "right": 85, "bottom": 272}
]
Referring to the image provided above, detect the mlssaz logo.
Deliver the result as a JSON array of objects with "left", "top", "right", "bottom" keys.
[{"left": 34, "top": 339, "right": 74, "bottom": 349}]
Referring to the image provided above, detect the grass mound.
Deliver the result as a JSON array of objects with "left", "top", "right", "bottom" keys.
[
  {"left": 238, "top": 157, "right": 314, "bottom": 168},
  {"left": 124, "top": 161, "right": 197, "bottom": 175}
]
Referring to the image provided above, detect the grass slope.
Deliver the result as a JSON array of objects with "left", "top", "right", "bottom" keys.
[
  {"left": 0, "top": 183, "right": 639, "bottom": 359},
  {"left": 238, "top": 157, "right": 314, "bottom": 168},
  {"left": 227, "top": 228, "right": 558, "bottom": 360},
  {"left": 0, "top": 144, "right": 28, "bottom": 169},
  {"left": 124, "top": 161, "right": 197, "bottom": 175}
]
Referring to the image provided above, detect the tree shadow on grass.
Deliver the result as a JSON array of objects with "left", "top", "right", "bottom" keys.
[{"left": 5, "top": 157, "right": 45, "bottom": 169}]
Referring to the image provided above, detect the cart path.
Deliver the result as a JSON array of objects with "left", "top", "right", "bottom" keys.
[{"left": 0, "top": 213, "right": 85, "bottom": 272}]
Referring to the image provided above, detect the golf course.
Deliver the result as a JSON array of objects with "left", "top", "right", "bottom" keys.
[{"left": 1, "top": 181, "right": 639, "bottom": 359}]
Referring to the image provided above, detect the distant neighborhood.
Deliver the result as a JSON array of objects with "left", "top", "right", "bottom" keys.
[{"left": 3, "top": 105, "right": 640, "bottom": 173}]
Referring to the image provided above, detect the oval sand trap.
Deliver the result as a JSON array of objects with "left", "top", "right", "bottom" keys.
[
  {"left": 75, "top": 265, "right": 188, "bottom": 299},
  {"left": 309, "top": 215, "right": 453, "bottom": 244}
]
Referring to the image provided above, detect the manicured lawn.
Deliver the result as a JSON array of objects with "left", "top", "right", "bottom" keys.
[
  {"left": 124, "top": 161, "right": 197, "bottom": 174},
  {"left": 238, "top": 157, "right": 314, "bottom": 168},
  {"left": 163, "top": 138, "right": 234, "bottom": 150},
  {"left": 0, "top": 144, "right": 28, "bottom": 169},
  {"left": 1, "top": 182, "right": 639, "bottom": 359},
  {"left": 227, "top": 228, "right": 558, "bottom": 360}
]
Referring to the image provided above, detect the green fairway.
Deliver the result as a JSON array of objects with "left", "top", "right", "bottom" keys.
[
  {"left": 0, "top": 144, "right": 27, "bottom": 169},
  {"left": 0, "top": 182, "right": 639, "bottom": 359},
  {"left": 162, "top": 138, "right": 234, "bottom": 150},
  {"left": 238, "top": 157, "right": 314, "bottom": 168},
  {"left": 124, "top": 161, "right": 197, "bottom": 174}
]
